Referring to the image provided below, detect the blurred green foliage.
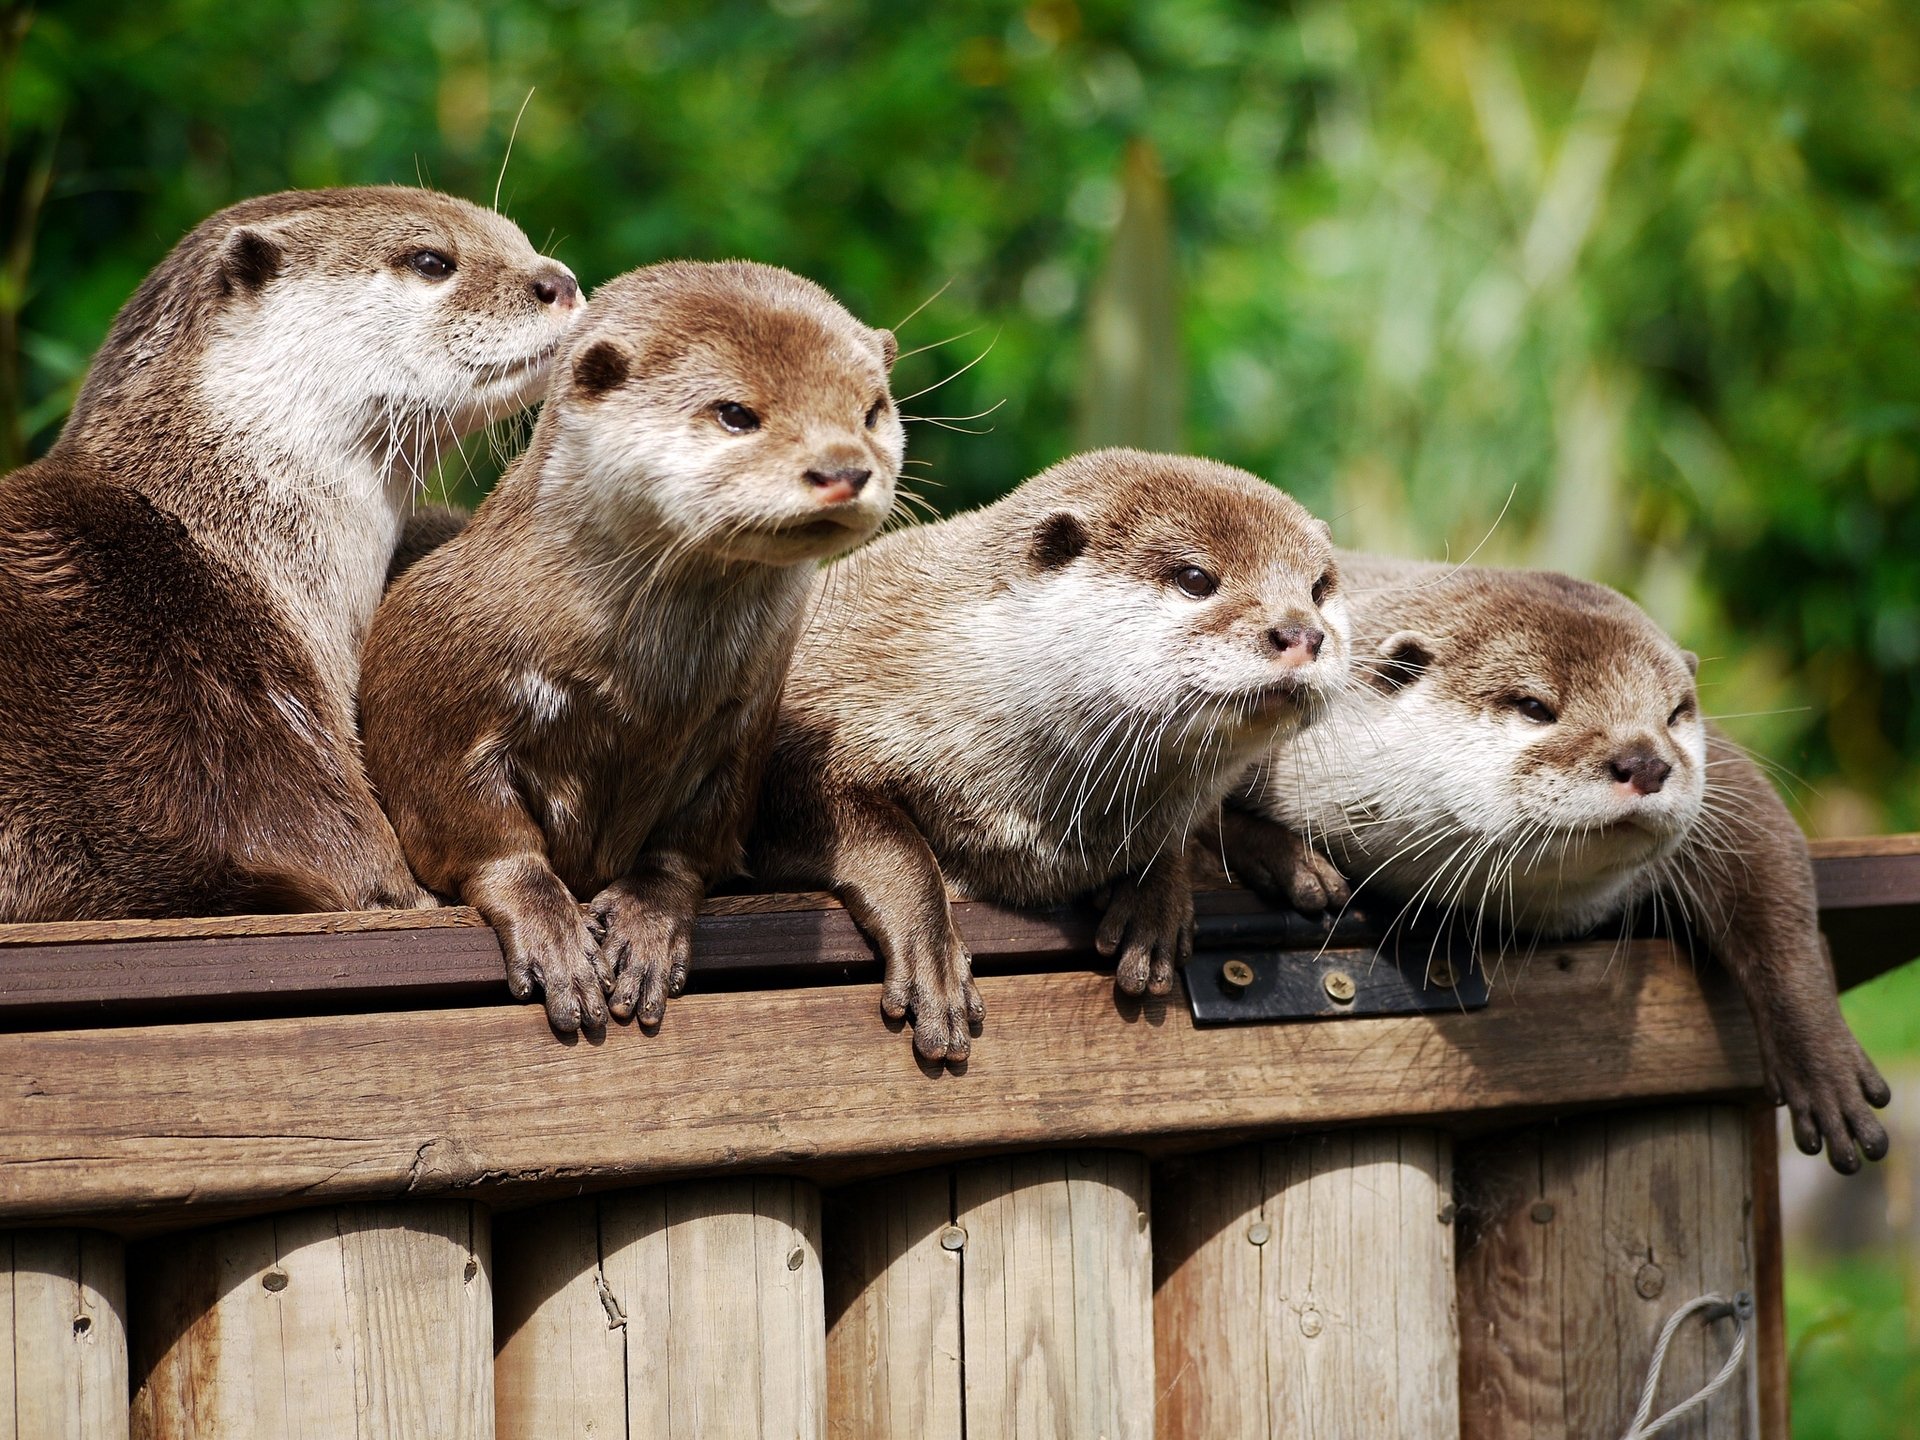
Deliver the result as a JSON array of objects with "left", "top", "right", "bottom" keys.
[{"left": 5, "top": 0, "right": 1918, "bottom": 832}]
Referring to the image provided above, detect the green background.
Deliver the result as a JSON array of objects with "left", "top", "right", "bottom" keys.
[{"left": 3, "top": 2, "right": 1917, "bottom": 1428}]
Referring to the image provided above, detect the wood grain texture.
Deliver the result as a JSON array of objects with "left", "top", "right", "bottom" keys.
[
  {"left": 1747, "top": 1108, "right": 1788, "bottom": 1440},
  {"left": 128, "top": 1203, "right": 491, "bottom": 1440},
  {"left": 1456, "top": 1106, "right": 1756, "bottom": 1440},
  {"left": 0, "top": 940, "right": 1767, "bottom": 1229},
  {"left": 1, "top": 1230, "right": 128, "bottom": 1440},
  {"left": 824, "top": 1154, "right": 1151, "bottom": 1440},
  {"left": 0, "top": 889, "right": 1347, "bottom": 1030},
  {"left": 1153, "top": 1132, "right": 1457, "bottom": 1440},
  {"left": 824, "top": 1170, "right": 963, "bottom": 1440},
  {"left": 495, "top": 1181, "right": 824, "bottom": 1440},
  {"left": 956, "top": 1151, "right": 1154, "bottom": 1440}
]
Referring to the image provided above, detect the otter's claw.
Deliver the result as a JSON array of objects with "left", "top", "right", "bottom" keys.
[
  {"left": 1099, "top": 870, "right": 1194, "bottom": 998},
  {"left": 593, "top": 883, "right": 694, "bottom": 1030},
  {"left": 1769, "top": 1028, "right": 1891, "bottom": 1175},
  {"left": 877, "top": 917, "right": 980, "bottom": 1063}
]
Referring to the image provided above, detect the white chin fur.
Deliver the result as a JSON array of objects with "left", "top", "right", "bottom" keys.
[{"left": 1252, "top": 685, "right": 1704, "bottom": 935}]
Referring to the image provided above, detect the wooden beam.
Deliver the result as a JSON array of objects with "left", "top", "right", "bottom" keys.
[
  {"left": 0, "top": 939, "right": 1763, "bottom": 1231},
  {"left": 1, "top": 838, "right": 1910, "bottom": 1029}
]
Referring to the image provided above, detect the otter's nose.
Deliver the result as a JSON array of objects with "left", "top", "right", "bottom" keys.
[
  {"left": 532, "top": 271, "right": 580, "bottom": 308},
  {"left": 1610, "top": 750, "right": 1672, "bottom": 796},
  {"left": 1267, "top": 624, "right": 1325, "bottom": 668},
  {"left": 806, "top": 466, "right": 871, "bottom": 504}
]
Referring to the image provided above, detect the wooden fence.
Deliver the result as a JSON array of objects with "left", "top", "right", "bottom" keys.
[{"left": 1, "top": 835, "right": 1915, "bottom": 1437}]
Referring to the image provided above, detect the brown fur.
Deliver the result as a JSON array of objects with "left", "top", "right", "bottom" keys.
[
  {"left": 362, "top": 262, "right": 901, "bottom": 1033},
  {"left": 0, "top": 187, "right": 578, "bottom": 921},
  {"left": 749, "top": 449, "right": 1346, "bottom": 1062},
  {"left": 1232, "top": 553, "right": 1890, "bottom": 1171}
]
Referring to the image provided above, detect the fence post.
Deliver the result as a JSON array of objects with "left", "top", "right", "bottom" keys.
[
  {"left": 2, "top": 1229, "right": 128, "bottom": 1440},
  {"left": 825, "top": 1150, "right": 1154, "bottom": 1440},
  {"left": 493, "top": 1178, "right": 824, "bottom": 1440},
  {"left": 1153, "top": 1130, "right": 1459, "bottom": 1439},
  {"left": 129, "top": 1203, "right": 491, "bottom": 1439},
  {"left": 1456, "top": 1104, "right": 1763, "bottom": 1439}
]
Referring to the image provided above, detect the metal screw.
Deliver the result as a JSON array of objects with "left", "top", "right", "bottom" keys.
[
  {"left": 940, "top": 1225, "right": 967, "bottom": 1252},
  {"left": 1247, "top": 1221, "right": 1271, "bottom": 1246},
  {"left": 787, "top": 1247, "right": 805, "bottom": 1272},
  {"left": 262, "top": 1269, "right": 289, "bottom": 1293},
  {"left": 1428, "top": 962, "right": 1457, "bottom": 990},
  {"left": 1635, "top": 1262, "right": 1665, "bottom": 1300},
  {"left": 1530, "top": 1202, "right": 1555, "bottom": 1225},
  {"left": 1221, "top": 959, "right": 1256, "bottom": 992},
  {"left": 1299, "top": 1308, "right": 1324, "bottom": 1338},
  {"left": 1323, "top": 971, "right": 1356, "bottom": 1004}
]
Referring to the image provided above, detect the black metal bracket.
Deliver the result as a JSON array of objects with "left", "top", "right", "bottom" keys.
[{"left": 1182, "top": 928, "right": 1490, "bottom": 1024}]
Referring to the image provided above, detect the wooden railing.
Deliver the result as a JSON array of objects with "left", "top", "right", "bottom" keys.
[{"left": 1, "top": 835, "right": 1915, "bottom": 1439}]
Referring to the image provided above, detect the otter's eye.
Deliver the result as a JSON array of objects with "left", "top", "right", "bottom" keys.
[
  {"left": 714, "top": 402, "right": 761, "bottom": 434},
  {"left": 406, "top": 250, "right": 456, "bottom": 280},
  {"left": 864, "top": 398, "right": 888, "bottom": 430},
  {"left": 1511, "top": 696, "right": 1557, "bottom": 725},
  {"left": 1311, "top": 570, "right": 1334, "bottom": 606},
  {"left": 1668, "top": 699, "right": 1695, "bottom": 727},
  {"left": 1171, "top": 566, "right": 1218, "bottom": 600}
]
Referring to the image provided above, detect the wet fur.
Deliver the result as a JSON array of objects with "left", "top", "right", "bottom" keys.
[
  {"left": 749, "top": 449, "right": 1347, "bottom": 1062},
  {"left": 362, "top": 262, "right": 902, "bottom": 1033},
  {"left": 0, "top": 187, "right": 578, "bottom": 920},
  {"left": 1233, "top": 553, "right": 1890, "bottom": 1171}
]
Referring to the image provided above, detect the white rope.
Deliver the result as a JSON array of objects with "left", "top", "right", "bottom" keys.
[{"left": 1619, "top": 1290, "right": 1753, "bottom": 1440}]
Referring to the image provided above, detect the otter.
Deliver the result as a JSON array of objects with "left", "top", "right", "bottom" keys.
[
  {"left": 361, "top": 261, "right": 902, "bottom": 1034},
  {"left": 0, "top": 187, "right": 581, "bottom": 922},
  {"left": 1229, "top": 553, "right": 1890, "bottom": 1172},
  {"left": 748, "top": 449, "right": 1348, "bottom": 1062}
]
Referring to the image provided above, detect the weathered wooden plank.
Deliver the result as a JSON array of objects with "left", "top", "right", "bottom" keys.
[
  {"left": 1807, "top": 839, "right": 1920, "bottom": 990},
  {"left": 496, "top": 1181, "right": 823, "bottom": 1439},
  {"left": 0, "top": 889, "right": 1352, "bottom": 1030},
  {"left": 829, "top": 1154, "right": 1150, "bottom": 1440},
  {"left": 0, "top": 940, "right": 1764, "bottom": 1228},
  {"left": 128, "top": 1202, "right": 491, "bottom": 1439},
  {"left": 1747, "top": 1108, "right": 1788, "bottom": 1440},
  {"left": 823, "top": 1170, "right": 963, "bottom": 1439},
  {"left": 955, "top": 1151, "right": 1154, "bottom": 1440},
  {"left": 1456, "top": 1106, "right": 1757, "bottom": 1439},
  {"left": 1, "top": 1230, "right": 127, "bottom": 1440},
  {"left": 1153, "top": 1132, "right": 1457, "bottom": 1439}
]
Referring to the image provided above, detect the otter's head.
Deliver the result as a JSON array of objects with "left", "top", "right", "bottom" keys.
[
  {"left": 70, "top": 186, "right": 580, "bottom": 466},
  {"left": 1362, "top": 568, "right": 1706, "bottom": 873},
  {"left": 1008, "top": 449, "right": 1347, "bottom": 742},
  {"left": 547, "top": 261, "right": 901, "bottom": 565}
]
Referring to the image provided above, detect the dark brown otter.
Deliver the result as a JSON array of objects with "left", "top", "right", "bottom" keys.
[
  {"left": 0, "top": 187, "right": 581, "bottom": 922},
  {"left": 362, "top": 262, "right": 902, "bottom": 1033}
]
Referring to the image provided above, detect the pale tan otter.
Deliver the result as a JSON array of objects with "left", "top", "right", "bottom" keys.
[
  {"left": 362, "top": 262, "right": 902, "bottom": 1033},
  {"left": 0, "top": 187, "right": 580, "bottom": 921},
  {"left": 1231, "top": 553, "right": 1890, "bottom": 1172},
  {"left": 749, "top": 449, "right": 1349, "bottom": 1062}
]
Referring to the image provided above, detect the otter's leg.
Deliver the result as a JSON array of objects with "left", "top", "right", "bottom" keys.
[
  {"left": 391, "top": 777, "right": 606, "bottom": 1034},
  {"left": 755, "top": 784, "right": 981, "bottom": 1063},
  {"left": 596, "top": 856, "right": 703, "bottom": 1030},
  {"left": 1099, "top": 848, "right": 1195, "bottom": 998},
  {"left": 1670, "top": 729, "right": 1889, "bottom": 1172},
  {"left": 1209, "top": 804, "right": 1352, "bottom": 914}
]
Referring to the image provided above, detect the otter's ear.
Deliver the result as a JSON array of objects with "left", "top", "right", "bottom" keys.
[
  {"left": 874, "top": 328, "right": 899, "bottom": 370},
  {"left": 572, "top": 340, "right": 631, "bottom": 396},
  {"left": 1030, "top": 511, "right": 1089, "bottom": 572},
  {"left": 1364, "top": 630, "right": 1436, "bottom": 694},
  {"left": 217, "top": 226, "right": 284, "bottom": 295},
  {"left": 1680, "top": 649, "right": 1700, "bottom": 677}
]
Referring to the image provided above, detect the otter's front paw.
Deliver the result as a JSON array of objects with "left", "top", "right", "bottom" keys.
[
  {"left": 1770, "top": 1029, "right": 1891, "bottom": 1175},
  {"left": 594, "top": 883, "right": 695, "bottom": 1029},
  {"left": 496, "top": 892, "right": 607, "bottom": 1035},
  {"left": 1098, "top": 875, "right": 1193, "bottom": 998},
  {"left": 878, "top": 919, "right": 982, "bottom": 1064},
  {"left": 1220, "top": 810, "right": 1351, "bottom": 914}
]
